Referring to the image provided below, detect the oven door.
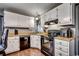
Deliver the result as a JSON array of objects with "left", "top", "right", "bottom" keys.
[{"left": 41, "top": 36, "right": 54, "bottom": 55}]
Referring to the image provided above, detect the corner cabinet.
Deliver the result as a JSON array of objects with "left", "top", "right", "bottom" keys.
[{"left": 58, "top": 3, "right": 74, "bottom": 25}]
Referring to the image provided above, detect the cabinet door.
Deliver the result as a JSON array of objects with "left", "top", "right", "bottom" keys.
[
  {"left": 30, "top": 37, "right": 36, "bottom": 48},
  {"left": 55, "top": 49, "right": 68, "bottom": 56},
  {"left": 5, "top": 37, "right": 20, "bottom": 54},
  {"left": 19, "top": 16, "right": 33, "bottom": 28},
  {"left": 12, "top": 39, "right": 20, "bottom": 51},
  {"left": 29, "top": 17, "right": 34, "bottom": 28},
  {"left": 17, "top": 14, "right": 23, "bottom": 27},
  {"left": 33, "top": 36, "right": 41, "bottom": 49},
  {"left": 58, "top": 3, "right": 72, "bottom": 24},
  {"left": 4, "top": 11, "right": 11, "bottom": 27},
  {"left": 41, "top": 14, "right": 48, "bottom": 27},
  {"left": 4, "top": 11, "right": 18, "bottom": 27},
  {"left": 44, "top": 14, "right": 48, "bottom": 22},
  {"left": 22, "top": 15, "right": 28, "bottom": 27},
  {"left": 50, "top": 7, "right": 57, "bottom": 20},
  {"left": 40, "top": 7, "right": 58, "bottom": 27},
  {"left": 30, "top": 35, "right": 41, "bottom": 49},
  {"left": 40, "top": 15, "right": 45, "bottom": 27},
  {"left": 46, "top": 12, "right": 50, "bottom": 22},
  {"left": 36, "top": 36, "right": 41, "bottom": 49},
  {"left": 5, "top": 38, "right": 14, "bottom": 54}
]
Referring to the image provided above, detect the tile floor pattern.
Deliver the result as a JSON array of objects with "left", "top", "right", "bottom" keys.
[{"left": 7, "top": 48, "right": 44, "bottom": 56}]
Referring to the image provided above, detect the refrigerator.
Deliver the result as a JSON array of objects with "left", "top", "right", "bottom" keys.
[{"left": 75, "top": 3, "right": 79, "bottom": 55}]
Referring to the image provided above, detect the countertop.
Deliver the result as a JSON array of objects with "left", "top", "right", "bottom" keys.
[
  {"left": 31, "top": 32, "right": 48, "bottom": 37},
  {"left": 8, "top": 32, "right": 48, "bottom": 37}
]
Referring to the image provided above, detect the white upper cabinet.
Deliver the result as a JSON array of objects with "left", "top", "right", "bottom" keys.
[
  {"left": 40, "top": 15, "right": 45, "bottom": 27},
  {"left": 17, "top": 14, "right": 23, "bottom": 27},
  {"left": 43, "top": 14, "right": 48, "bottom": 22},
  {"left": 58, "top": 3, "right": 73, "bottom": 25},
  {"left": 24, "top": 16, "right": 30, "bottom": 27},
  {"left": 40, "top": 7, "right": 58, "bottom": 27},
  {"left": 49, "top": 7, "right": 58, "bottom": 21},
  {"left": 40, "top": 14, "right": 48, "bottom": 28},
  {"left": 29, "top": 17, "right": 34, "bottom": 28},
  {"left": 18, "top": 15, "right": 29, "bottom": 27},
  {"left": 41, "top": 3, "right": 74, "bottom": 28},
  {"left": 4, "top": 11, "right": 18, "bottom": 27},
  {"left": 45, "top": 7, "right": 58, "bottom": 22},
  {"left": 45, "top": 12, "right": 50, "bottom": 22},
  {"left": 4, "top": 11, "right": 34, "bottom": 28}
]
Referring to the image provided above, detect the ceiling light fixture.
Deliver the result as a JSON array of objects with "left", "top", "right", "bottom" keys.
[
  {"left": 35, "top": 17, "right": 39, "bottom": 20},
  {"left": 50, "top": 22, "right": 55, "bottom": 25},
  {"left": 44, "top": 25, "right": 48, "bottom": 27}
]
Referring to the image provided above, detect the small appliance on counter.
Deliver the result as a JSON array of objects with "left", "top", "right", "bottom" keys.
[
  {"left": 15, "top": 29, "right": 18, "bottom": 35},
  {"left": 48, "top": 30, "right": 61, "bottom": 40},
  {"left": 60, "top": 28, "right": 74, "bottom": 38}
]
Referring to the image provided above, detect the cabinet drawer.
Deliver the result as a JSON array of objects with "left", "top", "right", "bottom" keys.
[
  {"left": 55, "top": 49, "right": 68, "bottom": 56},
  {"left": 55, "top": 39, "right": 69, "bottom": 47},
  {"left": 55, "top": 44, "right": 69, "bottom": 53}
]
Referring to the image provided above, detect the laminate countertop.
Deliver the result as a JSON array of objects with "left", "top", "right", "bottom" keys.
[
  {"left": 31, "top": 32, "right": 48, "bottom": 37},
  {"left": 8, "top": 32, "right": 48, "bottom": 37},
  {"left": 54, "top": 36, "right": 75, "bottom": 42}
]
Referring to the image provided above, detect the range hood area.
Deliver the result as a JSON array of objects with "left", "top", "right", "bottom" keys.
[
  {"left": 34, "top": 15, "right": 44, "bottom": 32},
  {"left": 45, "top": 19, "right": 58, "bottom": 25}
]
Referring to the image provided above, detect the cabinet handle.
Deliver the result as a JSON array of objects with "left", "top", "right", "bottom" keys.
[
  {"left": 59, "top": 42, "right": 62, "bottom": 45},
  {"left": 59, "top": 47, "right": 62, "bottom": 50},
  {"left": 59, "top": 53, "right": 62, "bottom": 56},
  {"left": 70, "top": 18, "right": 71, "bottom": 22},
  {"left": 9, "top": 41, "right": 11, "bottom": 43}
]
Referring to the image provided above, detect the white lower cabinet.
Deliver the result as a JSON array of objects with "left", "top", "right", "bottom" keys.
[
  {"left": 54, "top": 38, "right": 75, "bottom": 56},
  {"left": 30, "top": 35, "right": 41, "bottom": 49},
  {"left": 55, "top": 49, "right": 68, "bottom": 56},
  {"left": 5, "top": 36, "right": 20, "bottom": 54}
]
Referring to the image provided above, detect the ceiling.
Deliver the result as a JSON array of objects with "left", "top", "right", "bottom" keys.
[{"left": 0, "top": 3, "right": 61, "bottom": 17}]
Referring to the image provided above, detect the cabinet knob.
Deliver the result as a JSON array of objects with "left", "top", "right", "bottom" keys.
[
  {"left": 59, "top": 53, "right": 62, "bottom": 56},
  {"left": 59, "top": 47, "right": 62, "bottom": 50},
  {"left": 59, "top": 42, "right": 62, "bottom": 45}
]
